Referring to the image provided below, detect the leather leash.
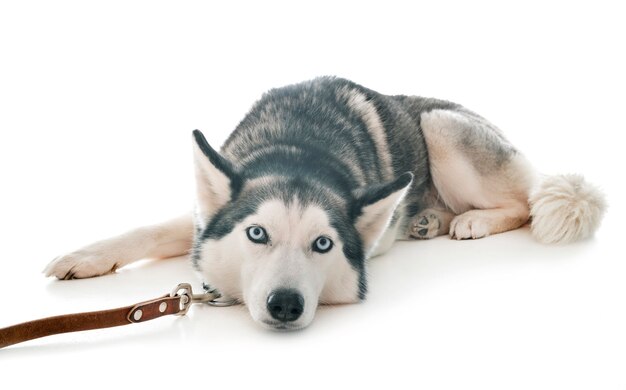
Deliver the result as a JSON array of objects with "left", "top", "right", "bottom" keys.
[{"left": 0, "top": 283, "right": 236, "bottom": 349}]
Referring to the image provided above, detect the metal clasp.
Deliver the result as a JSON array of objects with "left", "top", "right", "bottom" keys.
[{"left": 169, "top": 283, "right": 238, "bottom": 315}]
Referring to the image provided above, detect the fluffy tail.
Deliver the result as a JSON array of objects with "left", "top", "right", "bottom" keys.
[{"left": 529, "top": 174, "right": 607, "bottom": 244}]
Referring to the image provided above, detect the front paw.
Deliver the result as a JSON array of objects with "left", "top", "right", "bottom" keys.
[{"left": 43, "top": 250, "right": 120, "bottom": 280}]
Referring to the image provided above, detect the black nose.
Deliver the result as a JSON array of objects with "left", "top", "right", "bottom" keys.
[{"left": 267, "top": 289, "right": 304, "bottom": 322}]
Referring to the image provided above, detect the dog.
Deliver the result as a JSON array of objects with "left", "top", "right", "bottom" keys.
[{"left": 44, "top": 77, "right": 606, "bottom": 330}]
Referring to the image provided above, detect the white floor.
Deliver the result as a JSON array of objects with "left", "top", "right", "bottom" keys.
[
  {"left": 1, "top": 223, "right": 624, "bottom": 388},
  {"left": 1, "top": 1, "right": 625, "bottom": 389}
]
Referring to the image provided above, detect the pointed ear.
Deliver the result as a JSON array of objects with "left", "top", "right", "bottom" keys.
[
  {"left": 352, "top": 172, "right": 413, "bottom": 256},
  {"left": 192, "top": 130, "right": 240, "bottom": 222}
]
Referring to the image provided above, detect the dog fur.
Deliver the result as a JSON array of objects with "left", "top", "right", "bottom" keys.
[{"left": 44, "top": 77, "right": 606, "bottom": 330}]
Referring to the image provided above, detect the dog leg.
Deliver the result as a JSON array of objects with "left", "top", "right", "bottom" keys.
[
  {"left": 44, "top": 214, "right": 193, "bottom": 279},
  {"left": 419, "top": 108, "right": 535, "bottom": 239},
  {"left": 449, "top": 205, "right": 529, "bottom": 240},
  {"left": 408, "top": 208, "right": 455, "bottom": 239}
]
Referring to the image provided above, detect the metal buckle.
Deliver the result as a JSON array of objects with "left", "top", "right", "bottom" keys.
[
  {"left": 169, "top": 283, "right": 238, "bottom": 315},
  {"left": 202, "top": 283, "right": 240, "bottom": 307},
  {"left": 205, "top": 296, "right": 239, "bottom": 307}
]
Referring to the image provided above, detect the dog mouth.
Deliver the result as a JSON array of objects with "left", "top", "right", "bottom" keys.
[{"left": 261, "top": 320, "right": 304, "bottom": 331}]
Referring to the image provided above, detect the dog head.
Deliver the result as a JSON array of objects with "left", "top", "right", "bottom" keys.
[{"left": 190, "top": 130, "right": 412, "bottom": 330}]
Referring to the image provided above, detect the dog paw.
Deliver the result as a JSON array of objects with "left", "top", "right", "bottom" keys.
[
  {"left": 44, "top": 249, "right": 120, "bottom": 280},
  {"left": 409, "top": 213, "right": 441, "bottom": 239},
  {"left": 449, "top": 214, "right": 490, "bottom": 240}
]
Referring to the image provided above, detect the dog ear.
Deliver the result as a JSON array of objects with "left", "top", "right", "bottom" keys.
[
  {"left": 192, "top": 130, "right": 240, "bottom": 222},
  {"left": 352, "top": 172, "right": 413, "bottom": 256}
]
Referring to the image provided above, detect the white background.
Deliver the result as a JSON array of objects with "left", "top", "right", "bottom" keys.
[{"left": 0, "top": 1, "right": 624, "bottom": 389}]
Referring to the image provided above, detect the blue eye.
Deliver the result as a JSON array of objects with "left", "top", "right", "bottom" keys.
[
  {"left": 247, "top": 226, "right": 268, "bottom": 244},
  {"left": 312, "top": 236, "right": 333, "bottom": 253}
]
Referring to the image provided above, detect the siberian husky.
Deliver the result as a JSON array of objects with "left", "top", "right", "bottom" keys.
[{"left": 44, "top": 77, "right": 606, "bottom": 330}]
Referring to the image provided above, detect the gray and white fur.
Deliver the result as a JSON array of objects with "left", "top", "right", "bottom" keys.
[{"left": 45, "top": 77, "right": 606, "bottom": 330}]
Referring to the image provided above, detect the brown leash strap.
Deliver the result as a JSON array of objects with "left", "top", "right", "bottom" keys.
[{"left": 0, "top": 283, "right": 225, "bottom": 349}]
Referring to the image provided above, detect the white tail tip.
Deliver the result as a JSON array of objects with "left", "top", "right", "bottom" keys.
[{"left": 530, "top": 174, "right": 606, "bottom": 244}]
